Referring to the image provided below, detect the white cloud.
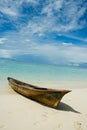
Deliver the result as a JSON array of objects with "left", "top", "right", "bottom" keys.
[
  {"left": 27, "top": 0, "right": 39, "bottom": 5},
  {"left": 41, "top": 0, "right": 87, "bottom": 32},
  {"left": 57, "top": 33, "right": 87, "bottom": 43},
  {"left": 1, "top": 8, "right": 17, "bottom": 16},
  {"left": 62, "top": 42, "right": 73, "bottom": 46},
  {"left": 41, "top": 0, "right": 63, "bottom": 16},
  {"left": 0, "top": 38, "right": 7, "bottom": 44},
  {"left": 37, "top": 44, "right": 87, "bottom": 64},
  {"left": 19, "top": 0, "right": 87, "bottom": 37},
  {"left": 23, "top": 43, "right": 87, "bottom": 64},
  {"left": 0, "top": 49, "right": 11, "bottom": 58},
  {"left": 0, "top": 0, "right": 86, "bottom": 34},
  {"left": 0, "top": 1, "right": 18, "bottom": 17},
  {"left": 0, "top": 0, "right": 39, "bottom": 17},
  {"left": 26, "top": 16, "right": 55, "bottom": 35},
  {"left": 0, "top": 34, "right": 87, "bottom": 65}
]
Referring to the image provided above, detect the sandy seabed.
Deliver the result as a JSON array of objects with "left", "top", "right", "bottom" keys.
[{"left": 0, "top": 85, "right": 87, "bottom": 130}]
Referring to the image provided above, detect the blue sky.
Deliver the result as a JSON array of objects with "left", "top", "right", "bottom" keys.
[{"left": 0, "top": 0, "right": 87, "bottom": 66}]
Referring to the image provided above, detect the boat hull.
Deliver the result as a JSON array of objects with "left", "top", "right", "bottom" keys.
[{"left": 7, "top": 77, "right": 71, "bottom": 108}]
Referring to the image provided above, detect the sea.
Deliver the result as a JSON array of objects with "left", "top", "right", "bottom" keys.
[{"left": 0, "top": 59, "right": 87, "bottom": 89}]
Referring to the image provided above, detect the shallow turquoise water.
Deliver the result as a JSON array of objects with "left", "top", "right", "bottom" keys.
[{"left": 0, "top": 59, "right": 87, "bottom": 88}]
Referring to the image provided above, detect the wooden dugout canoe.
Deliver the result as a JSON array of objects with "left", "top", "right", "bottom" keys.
[{"left": 7, "top": 77, "right": 71, "bottom": 108}]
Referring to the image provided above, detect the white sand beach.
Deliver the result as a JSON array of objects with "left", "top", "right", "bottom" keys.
[{"left": 0, "top": 85, "right": 87, "bottom": 130}]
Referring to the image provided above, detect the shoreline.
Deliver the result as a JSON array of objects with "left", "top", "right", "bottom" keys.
[{"left": 0, "top": 86, "right": 87, "bottom": 130}]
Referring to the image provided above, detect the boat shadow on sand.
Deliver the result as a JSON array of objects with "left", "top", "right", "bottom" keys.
[
  {"left": 56, "top": 102, "right": 80, "bottom": 114},
  {"left": 31, "top": 100, "right": 80, "bottom": 114}
]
